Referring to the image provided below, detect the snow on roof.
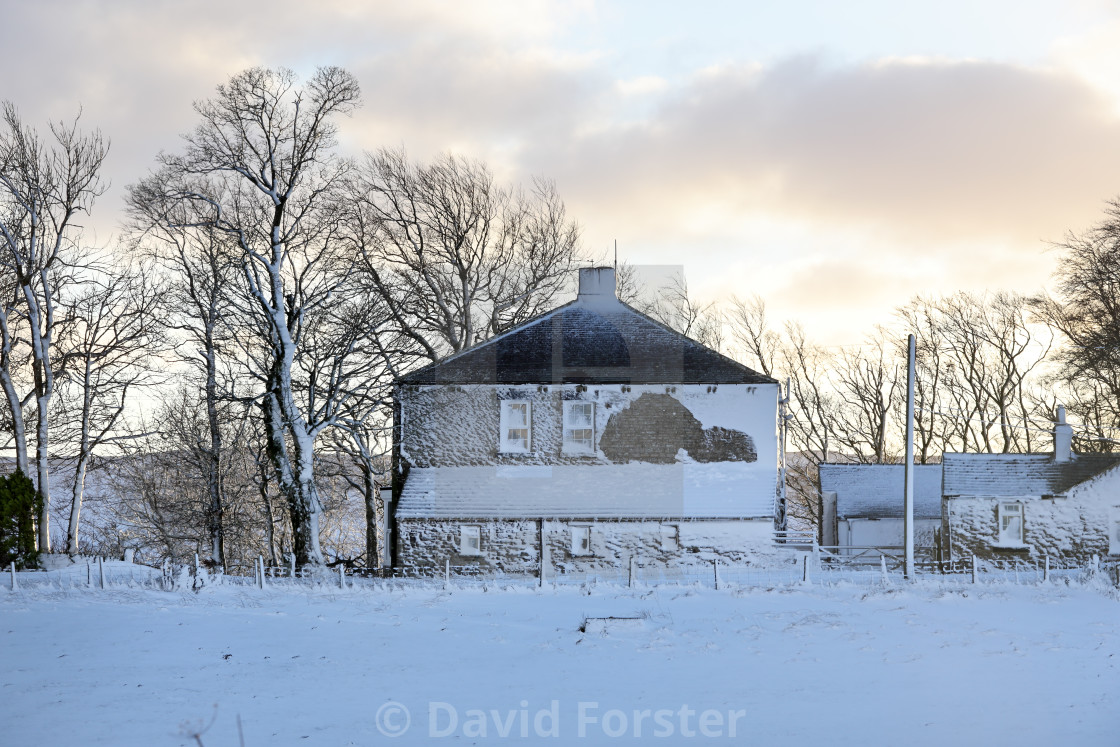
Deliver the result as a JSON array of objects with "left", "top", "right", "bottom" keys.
[
  {"left": 818, "top": 463, "right": 943, "bottom": 520},
  {"left": 395, "top": 464, "right": 776, "bottom": 520},
  {"left": 399, "top": 296, "right": 774, "bottom": 386},
  {"left": 941, "top": 452, "right": 1120, "bottom": 497}
]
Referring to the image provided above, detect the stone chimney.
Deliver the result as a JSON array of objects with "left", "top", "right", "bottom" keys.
[
  {"left": 577, "top": 266, "right": 617, "bottom": 303},
  {"left": 1054, "top": 405, "right": 1073, "bottom": 463}
]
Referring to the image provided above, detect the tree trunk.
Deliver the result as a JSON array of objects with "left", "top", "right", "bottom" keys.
[
  {"left": 67, "top": 452, "right": 89, "bottom": 554},
  {"left": 0, "top": 366, "right": 28, "bottom": 475},
  {"left": 35, "top": 392, "right": 50, "bottom": 552},
  {"left": 263, "top": 387, "right": 322, "bottom": 565},
  {"left": 361, "top": 465, "right": 382, "bottom": 568},
  {"left": 0, "top": 310, "right": 28, "bottom": 476},
  {"left": 204, "top": 342, "right": 224, "bottom": 568}
]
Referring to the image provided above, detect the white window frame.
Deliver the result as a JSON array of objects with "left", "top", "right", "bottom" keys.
[
  {"left": 562, "top": 401, "right": 595, "bottom": 454},
  {"left": 570, "top": 525, "right": 592, "bottom": 556},
  {"left": 996, "top": 502, "right": 1025, "bottom": 547},
  {"left": 499, "top": 400, "right": 531, "bottom": 453},
  {"left": 460, "top": 525, "right": 482, "bottom": 555}
]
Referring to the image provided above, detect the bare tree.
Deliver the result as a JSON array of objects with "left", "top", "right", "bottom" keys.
[
  {"left": 346, "top": 148, "right": 581, "bottom": 362},
  {"left": 1039, "top": 199, "right": 1120, "bottom": 448},
  {"left": 128, "top": 67, "right": 363, "bottom": 565},
  {"left": 643, "top": 271, "right": 724, "bottom": 350},
  {"left": 0, "top": 101, "right": 109, "bottom": 552},
  {"left": 778, "top": 323, "right": 841, "bottom": 530},
  {"left": 832, "top": 329, "right": 903, "bottom": 464},
  {"left": 126, "top": 188, "right": 245, "bottom": 567},
  {"left": 55, "top": 260, "right": 166, "bottom": 553},
  {"left": 725, "top": 294, "right": 780, "bottom": 378},
  {"left": 899, "top": 292, "right": 1052, "bottom": 455}
]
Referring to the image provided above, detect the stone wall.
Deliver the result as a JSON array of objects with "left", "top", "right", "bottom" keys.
[
  {"left": 943, "top": 495, "right": 1111, "bottom": 564},
  {"left": 396, "top": 518, "right": 785, "bottom": 573}
]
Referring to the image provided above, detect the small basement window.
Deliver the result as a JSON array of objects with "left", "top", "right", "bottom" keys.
[
  {"left": 460, "top": 525, "right": 482, "bottom": 555},
  {"left": 500, "top": 400, "right": 531, "bottom": 453},
  {"left": 997, "top": 502, "right": 1025, "bottom": 547},
  {"left": 563, "top": 401, "right": 595, "bottom": 454},
  {"left": 571, "top": 526, "right": 592, "bottom": 556}
]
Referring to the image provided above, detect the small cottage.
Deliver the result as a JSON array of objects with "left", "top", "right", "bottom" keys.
[
  {"left": 390, "top": 267, "right": 782, "bottom": 574},
  {"left": 818, "top": 463, "right": 942, "bottom": 555},
  {"left": 941, "top": 408, "right": 1120, "bottom": 564}
]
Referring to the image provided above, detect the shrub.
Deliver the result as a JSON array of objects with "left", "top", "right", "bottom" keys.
[{"left": 0, "top": 470, "right": 41, "bottom": 569}]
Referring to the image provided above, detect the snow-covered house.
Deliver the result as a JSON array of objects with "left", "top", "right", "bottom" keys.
[
  {"left": 389, "top": 267, "right": 781, "bottom": 574},
  {"left": 941, "top": 408, "right": 1120, "bottom": 564},
  {"left": 818, "top": 463, "right": 942, "bottom": 554}
]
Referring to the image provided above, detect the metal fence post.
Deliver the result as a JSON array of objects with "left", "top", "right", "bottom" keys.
[
  {"left": 713, "top": 559, "right": 720, "bottom": 590},
  {"left": 802, "top": 554, "right": 809, "bottom": 584},
  {"left": 9, "top": 561, "right": 15, "bottom": 591},
  {"left": 258, "top": 555, "right": 266, "bottom": 589}
]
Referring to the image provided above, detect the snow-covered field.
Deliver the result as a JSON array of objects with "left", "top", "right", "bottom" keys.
[{"left": 2, "top": 570, "right": 1118, "bottom": 746}]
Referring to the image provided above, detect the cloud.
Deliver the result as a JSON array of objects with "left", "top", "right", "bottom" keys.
[
  {"left": 525, "top": 56, "right": 1120, "bottom": 248},
  {"left": 0, "top": 0, "right": 598, "bottom": 238}
]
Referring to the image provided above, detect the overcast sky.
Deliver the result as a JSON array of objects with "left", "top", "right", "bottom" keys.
[{"left": 5, "top": 0, "right": 1120, "bottom": 342}]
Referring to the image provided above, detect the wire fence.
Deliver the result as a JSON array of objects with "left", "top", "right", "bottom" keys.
[{"left": 5, "top": 552, "right": 1118, "bottom": 593}]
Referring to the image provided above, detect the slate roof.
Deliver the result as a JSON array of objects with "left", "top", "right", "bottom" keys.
[
  {"left": 399, "top": 297, "right": 775, "bottom": 385},
  {"left": 395, "top": 464, "right": 776, "bottom": 520},
  {"left": 941, "top": 452, "right": 1120, "bottom": 497},
  {"left": 818, "top": 463, "right": 943, "bottom": 520}
]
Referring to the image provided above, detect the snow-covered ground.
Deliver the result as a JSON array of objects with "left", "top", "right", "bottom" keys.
[{"left": 2, "top": 571, "right": 1118, "bottom": 746}]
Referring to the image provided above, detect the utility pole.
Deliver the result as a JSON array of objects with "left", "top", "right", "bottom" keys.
[{"left": 903, "top": 334, "right": 916, "bottom": 580}]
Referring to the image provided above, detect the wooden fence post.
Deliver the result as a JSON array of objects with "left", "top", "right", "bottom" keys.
[
  {"left": 880, "top": 554, "right": 889, "bottom": 585},
  {"left": 628, "top": 557, "right": 636, "bottom": 589},
  {"left": 289, "top": 553, "right": 296, "bottom": 578},
  {"left": 339, "top": 564, "right": 346, "bottom": 590},
  {"left": 99, "top": 557, "right": 105, "bottom": 589},
  {"left": 1043, "top": 555, "right": 1050, "bottom": 583},
  {"left": 444, "top": 558, "right": 450, "bottom": 590},
  {"left": 971, "top": 554, "right": 977, "bottom": 584},
  {"left": 9, "top": 561, "right": 15, "bottom": 591},
  {"left": 713, "top": 559, "right": 721, "bottom": 590},
  {"left": 258, "top": 555, "right": 266, "bottom": 589},
  {"left": 802, "top": 554, "right": 810, "bottom": 584}
]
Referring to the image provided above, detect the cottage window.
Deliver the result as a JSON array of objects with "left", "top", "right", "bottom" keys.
[
  {"left": 563, "top": 401, "right": 595, "bottom": 453},
  {"left": 571, "top": 526, "right": 592, "bottom": 556},
  {"left": 997, "top": 502, "right": 1024, "bottom": 547},
  {"left": 460, "top": 525, "right": 482, "bottom": 555},
  {"left": 500, "top": 400, "right": 531, "bottom": 453}
]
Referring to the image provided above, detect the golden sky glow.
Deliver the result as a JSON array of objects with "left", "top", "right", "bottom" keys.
[{"left": 4, "top": 0, "right": 1120, "bottom": 342}]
